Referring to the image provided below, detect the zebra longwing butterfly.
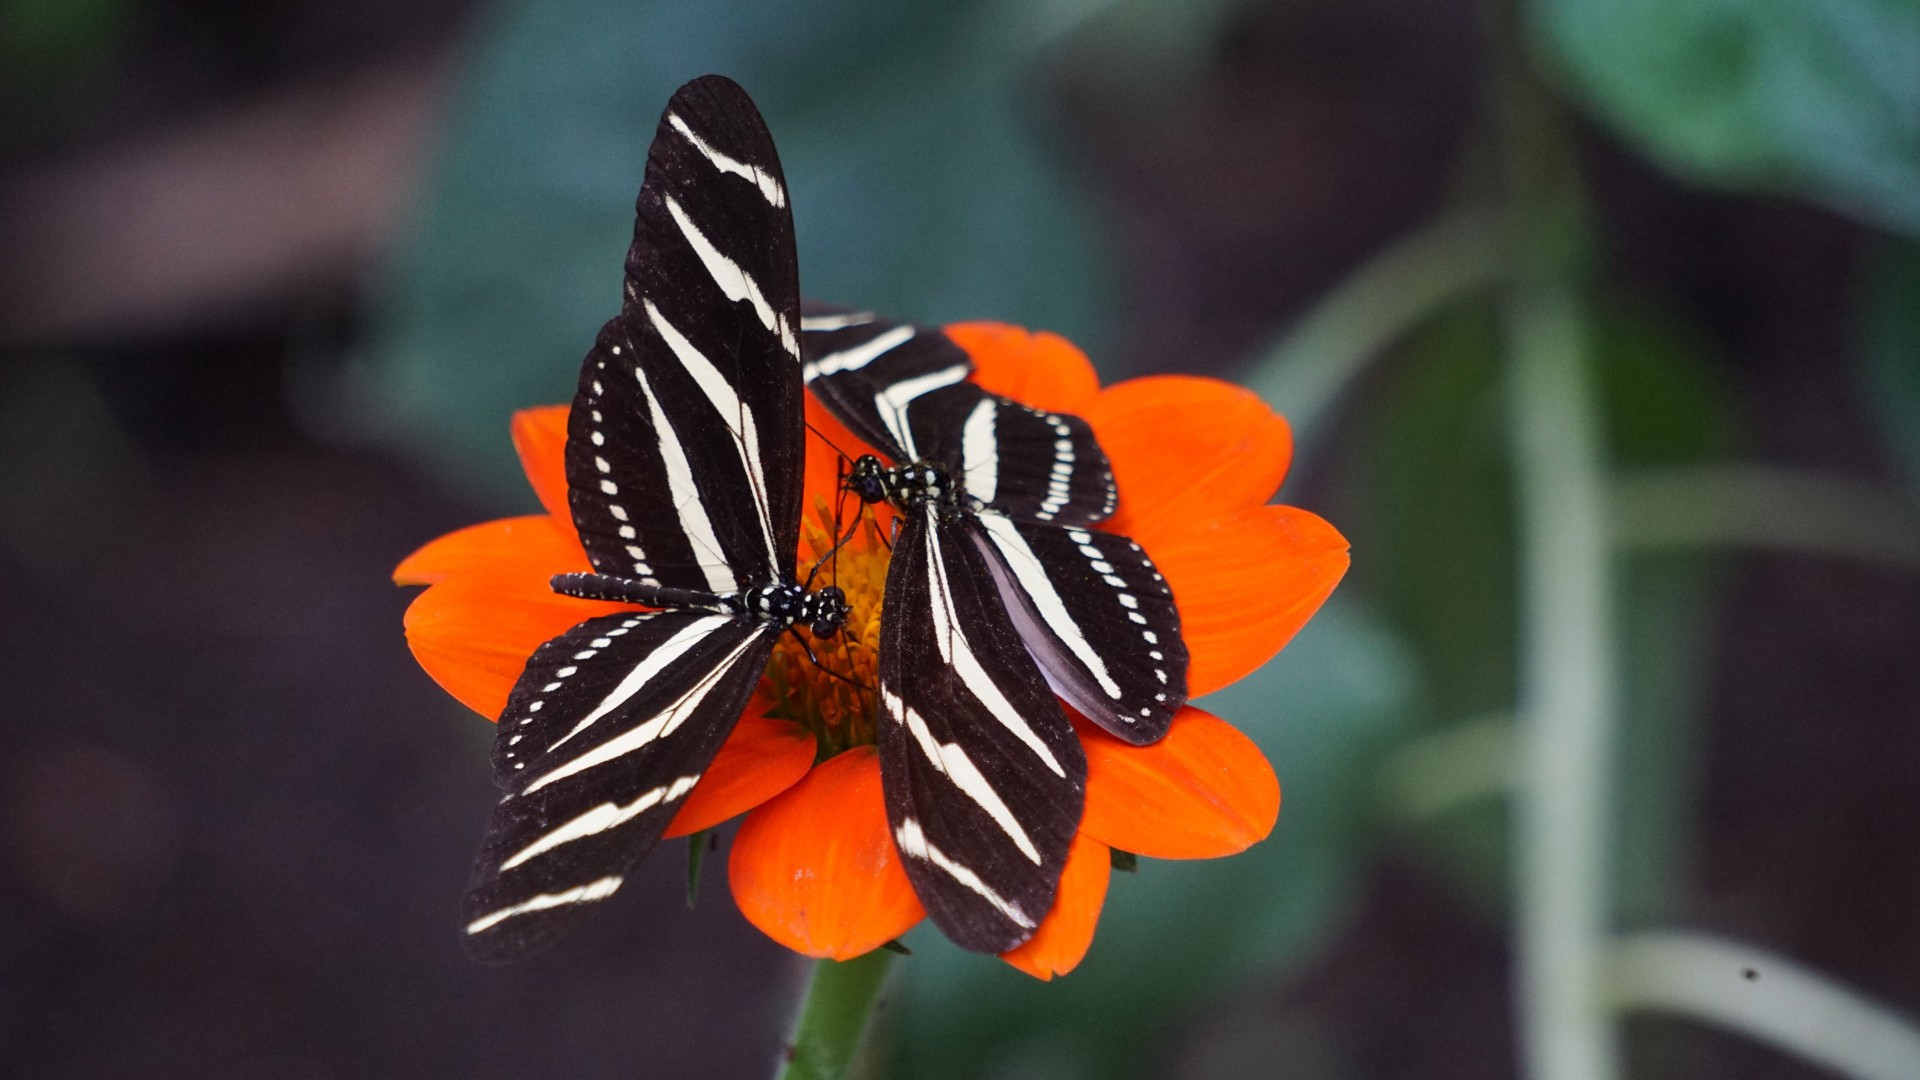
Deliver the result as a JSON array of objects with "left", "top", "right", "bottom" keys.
[
  {"left": 460, "top": 75, "right": 850, "bottom": 963},
  {"left": 802, "top": 311, "right": 1190, "bottom": 953}
]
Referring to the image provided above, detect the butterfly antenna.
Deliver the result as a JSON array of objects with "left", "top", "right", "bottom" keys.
[
  {"left": 802, "top": 495, "right": 864, "bottom": 592},
  {"left": 788, "top": 626, "right": 874, "bottom": 694},
  {"left": 805, "top": 418, "right": 859, "bottom": 463}
]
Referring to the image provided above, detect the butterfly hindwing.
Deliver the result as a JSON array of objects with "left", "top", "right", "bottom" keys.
[
  {"left": 877, "top": 508, "right": 1086, "bottom": 953},
  {"left": 569, "top": 74, "right": 804, "bottom": 592},
  {"left": 466, "top": 609, "right": 779, "bottom": 962},
  {"left": 973, "top": 514, "right": 1188, "bottom": 742},
  {"left": 934, "top": 388, "right": 1116, "bottom": 527}
]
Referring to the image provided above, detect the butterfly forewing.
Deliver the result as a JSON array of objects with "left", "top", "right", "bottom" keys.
[
  {"left": 800, "top": 308, "right": 976, "bottom": 462},
  {"left": 877, "top": 509, "right": 1086, "bottom": 953},
  {"left": 569, "top": 74, "right": 804, "bottom": 591},
  {"left": 468, "top": 609, "right": 779, "bottom": 962},
  {"left": 973, "top": 515, "right": 1188, "bottom": 742}
]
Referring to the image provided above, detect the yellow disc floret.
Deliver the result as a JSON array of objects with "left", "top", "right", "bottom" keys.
[{"left": 762, "top": 499, "right": 889, "bottom": 757}]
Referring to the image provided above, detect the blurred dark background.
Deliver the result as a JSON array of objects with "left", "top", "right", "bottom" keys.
[{"left": 2, "top": 0, "right": 1917, "bottom": 1077}]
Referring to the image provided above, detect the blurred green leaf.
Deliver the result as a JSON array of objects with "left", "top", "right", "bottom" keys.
[
  {"left": 1589, "top": 297, "right": 1741, "bottom": 923},
  {"left": 888, "top": 595, "right": 1416, "bottom": 1080},
  {"left": 359, "top": 0, "right": 1114, "bottom": 501},
  {"left": 1357, "top": 303, "right": 1516, "bottom": 730},
  {"left": 1344, "top": 303, "right": 1515, "bottom": 906},
  {"left": 1527, "top": 0, "right": 1920, "bottom": 235},
  {"left": 1858, "top": 239, "right": 1920, "bottom": 493}
]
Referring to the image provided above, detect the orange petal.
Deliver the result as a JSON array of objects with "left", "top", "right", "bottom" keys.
[
  {"left": 401, "top": 575, "right": 628, "bottom": 720},
  {"left": 664, "top": 708, "right": 817, "bottom": 837},
  {"left": 393, "top": 514, "right": 588, "bottom": 586},
  {"left": 945, "top": 322, "right": 1103, "bottom": 415},
  {"left": 1137, "top": 504, "right": 1348, "bottom": 697},
  {"left": 728, "top": 747, "right": 925, "bottom": 959},
  {"left": 1083, "top": 376, "right": 1294, "bottom": 538},
  {"left": 1079, "top": 706, "right": 1281, "bottom": 859},
  {"left": 999, "top": 830, "right": 1111, "bottom": 980},
  {"left": 512, "top": 404, "right": 573, "bottom": 523}
]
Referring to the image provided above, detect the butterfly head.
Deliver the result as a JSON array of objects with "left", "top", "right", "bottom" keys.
[
  {"left": 847, "top": 455, "right": 890, "bottom": 505},
  {"left": 802, "top": 585, "right": 849, "bottom": 638},
  {"left": 847, "top": 453, "right": 959, "bottom": 511}
]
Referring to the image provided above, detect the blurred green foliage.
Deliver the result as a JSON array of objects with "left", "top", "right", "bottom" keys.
[
  {"left": 0, "top": 0, "right": 135, "bottom": 131},
  {"left": 363, "top": 0, "right": 1114, "bottom": 503},
  {"left": 1590, "top": 299, "right": 1741, "bottom": 925},
  {"left": 1528, "top": 0, "right": 1920, "bottom": 235},
  {"left": 1859, "top": 241, "right": 1920, "bottom": 494}
]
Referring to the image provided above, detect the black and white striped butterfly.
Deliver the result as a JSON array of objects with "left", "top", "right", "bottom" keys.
[
  {"left": 461, "top": 75, "right": 849, "bottom": 963},
  {"left": 801, "top": 311, "right": 1190, "bottom": 953}
]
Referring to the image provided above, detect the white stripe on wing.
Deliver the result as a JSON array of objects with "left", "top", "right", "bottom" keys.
[
  {"left": 667, "top": 112, "right": 786, "bottom": 207},
  {"left": 663, "top": 194, "right": 797, "bottom": 357},
  {"left": 801, "top": 324, "right": 913, "bottom": 383},
  {"left": 884, "top": 688, "right": 1041, "bottom": 864},
  {"left": 644, "top": 298, "right": 780, "bottom": 575},
  {"left": 875, "top": 365, "right": 968, "bottom": 462},
  {"left": 920, "top": 514, "right": 1066, "bottom": 777},
  {"left": 521, "top": 626, "right": 765, "bottom": 795},
  {"left": 893, "top": 817, "right": 1035, "bottom": 929}
]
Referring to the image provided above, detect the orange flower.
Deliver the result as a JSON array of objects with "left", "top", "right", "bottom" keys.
[{"left": 394, "top": 324, "right": 1348, "bottom": 979}]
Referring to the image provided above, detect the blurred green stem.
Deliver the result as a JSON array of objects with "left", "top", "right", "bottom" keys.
[
  {"left": 1504, "top": 273, "right": 1620, "bottom": 1080},
  {"left": 778, "top": 950, "right": 895, "bottom": 1080},
  {"left": 1606, "top": 932, "right": 1920, "bottom": 1080},
  {"left": 1245, "top": 207, "right": 1509, "bottom": 451},
  {"left": 1613, "top": 466, "right": 1920, "bottom": 568},
  {"left": 1491, "top": 0, "right": 1619, "bottom": 1070}
]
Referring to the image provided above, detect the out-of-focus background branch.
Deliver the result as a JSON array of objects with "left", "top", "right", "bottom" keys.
[{"left": 2, "top": 59, "right": 445, "bottom": 341}]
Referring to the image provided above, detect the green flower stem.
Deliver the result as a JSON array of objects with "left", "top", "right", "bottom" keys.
[
  {"left": 1606, "top": 931, "right": 1920, "bottom": 1080},
  {"left": 777, "top": 950, "right": 896, "bottom": 1080}
]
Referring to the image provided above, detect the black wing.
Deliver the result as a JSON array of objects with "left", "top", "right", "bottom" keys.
[
  {"left": 569, "top": 75, "right": 804, "bottom": 593},
  {"left": 465, "top": 609, "right": 779, "bottom": 962},
  {"left": 877, "top": 507, "right": 1086, "bottom": 953},
  {"left": 800, "top": 307, "right": 973, "bottom": 463},
  {"left": 801, "top": 309, "right": 1117, "bottom": 525},
  {"left": 973, "top": 514, "right": 1188, "bottom": 742},
  {"left": 930, "top": 386, "right": 1117, "bottom": 526}
]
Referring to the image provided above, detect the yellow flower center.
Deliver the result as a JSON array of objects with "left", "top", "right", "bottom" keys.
[{"left": 761, "top": 500, "right": 889, "bottom": 757}]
